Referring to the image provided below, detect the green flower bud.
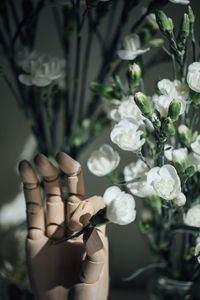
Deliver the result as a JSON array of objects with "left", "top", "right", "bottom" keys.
[
  {"left": 190, "top": 89, "right": 200, "bottom": 106},
  {"left": 149, "top": 38, "right": 164, "bottom": 48},
  {"left": 156, "top": 10, "right": 174, "bottom": 34},
  {"left": 185, "top": 165, "right": 196, "bottom": 178},
  {"left": 162, "top": 117, "right": 175, "bottom": 136},
  {"left": 174, "top": 161, "right": 187, "bottom": 174},
  {"left": 178, "top": 124, "right": 193, "bottom": 147},
  {"left": 90, "top": 81, "right": 113, "bottom": 98},
  {"left": 127, "top": 63, "right": 141, "bottom": 90},
  {"left": 134, "top": 92, "right": 152, "bottom": 119},
  {"left": 188, "top": 6, "right": 195, "bottom": 24},
  {"left": 168, "top": 100, "right": 181, "bottom": 121},
  {"left": 177, "top": 14, "right": 190, "bottom": 52}
]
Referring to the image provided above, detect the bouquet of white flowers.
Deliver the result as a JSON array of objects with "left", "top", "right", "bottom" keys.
[{"left": 87, "top": 1, "right": 200, "bottom": 298}]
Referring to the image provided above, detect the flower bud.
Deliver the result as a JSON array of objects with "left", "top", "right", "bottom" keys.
[
  {"left": 156, "top": 10, "right": 174, "bottom": 34},
  {"left": 168, "top": 100, "right": 181, "bottom": 121},
  {"left": 149, "top": 38, "right": 164, "bottom": 48},
  {"left": 172, "top": 148, "right": 188, "bottom": 164},
  {"left": 188, "top": 6, "right": 195, "bottom": 24},
  {"left": 173, "top": 148, "right": 188, "bottom": 173},
  {"left": 162, "top": 117, "right": 175, "bottom": 136},
  {"left": 90, "top": 81, "right": 113, "bottom": 98},
  {"left": 82, "top": 118, "right": 90, "bottom": 129},
  {"left": 177, "top": 14, "right": 190, "bottom": 52},
  {"left": 127, "top": 63, "right": 141, "bottom": 90},
  {"left": 185, "top": 165, "right": 196, "bottom": 178},
  {"left": 190, "top": 89, "right": 200, "bottom": 106},
  {"left": 178, "top": 124, "right": 194, "bottom": 147},
  {"left": 173, "top": 193, "right": 186, "bottom": 207},
  {"left": 134, "top": 92, "right": 152, "bottom": 119}
]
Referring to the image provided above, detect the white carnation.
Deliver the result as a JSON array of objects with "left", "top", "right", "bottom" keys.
[
  {"left": 110, "top": 119, "right": 145, "bottom": 152},
  {"left": 184, "top": 205, "right": 200, "bottom": 227},
  {"left": 147, "top": 165, "right": 181, "bottom": 200},
  {"left": 169, "top": 0, "right": 189, "bottom": 4},
  {"left": 152, "top": 79, "right": 189, "bottom": 117},
  {"left": 187, "top": 62, "right": 200, "bottom": 93},
  {"left": 117, "top": 34, "right": 149, "bottom": 61},
  {"left": 18, "top": 51, "right": 66, "bottom": 87},
  {"left": 110, "top": 96, "right": 143, "bottom": 123},
  {"left": 87, "top": 144, "right": 120, "bottom": 176},
  {"left": 123, "top": 160, "right": 154, "bottom": 198},
  {"left": 103, "top": 186, "right": 136, "bottom": 225}
]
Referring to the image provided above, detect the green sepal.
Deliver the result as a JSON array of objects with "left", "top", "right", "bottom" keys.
[
  {"left": 156, "top": 10, "right": 173, "bottom": 34},
  {"left": 185, "top": 165, "right": 196, "bottom": 178},
  {"left": 190, "top": 89, "right": 200, "bottom": 106},
  {"left": 168, "top": 100, "right": 181, "bottom": 121},
  {"left": 161, "top": 117, "right": 175, "bottom": 136},
  {"left": 134, "top": 92, "right": 152, "bottom": 119},
  {"left": 89, "top": 207, "right": 109, "bottom": 227},
  {"left": 188, "top": 6, "right": 195, "bottom": 24},
  {"left": 177, "top": 14, "right": 190, "bottom": 52}
]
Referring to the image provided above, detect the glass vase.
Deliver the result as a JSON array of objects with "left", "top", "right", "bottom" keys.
[{"left": 148, "top": 276, "right": 200, "bottom": 300}]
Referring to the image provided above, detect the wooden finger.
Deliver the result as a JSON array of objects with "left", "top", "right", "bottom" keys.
[
  {"left": 68, "top": 196, "right": 105, "bottom": 232},
  {"left": 56, "top": 152, "right": 85, "bottom": 222},
  {"left": 18, "top": 160, "right": 44, "bottom": 240},
  {"left": 79, "top": 228, "right": 107, "bottom": 284},
  {"left": 34, "top": 154, "right": 65, "bottom": 239}
]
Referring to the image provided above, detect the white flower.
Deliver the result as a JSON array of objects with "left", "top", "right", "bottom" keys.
[
  {"left": 172, "top": 193, "right": 186, "bottom": 206},
  {"left": 18, "top": 51, "right": 66, "bottom": 87},
  {"left": 124, "top": 159, "right": 155, "bottom": 198},
  {"left": 117, "top": 34, "right": 150, "bottom": 61},
  {"left": 152, "top": 79, "right": 189, "bottom": 117},
  {"left": 147, "top": 165, "right": 181, "bottom": 200},
  {"left": 184, "top": 205, "right": 200, "bottom": 227},
  {"left": 87, "top": 144, "right": 120, "bottom": 176},
  {"left": 103, "top": 186, "right": 136, "bottom": 225},
  {"left": 191, "top": 135, "right": 200, "bottom": 156},
  {"left": 172, "top": 148, "right": 188, "bottom": 163},
  {"left": 110, "top": 96, "right": 143, "bottom": 123},
  {"left": 152, "top": 94, "right": 172, "bottom": 118},
  {"left": 110, "top": 119, "right": 145, "bottom": 152},
  {"left": 169, "top": 0, "right": 189, "bottom": 4},
  {"left": 187, "top": 62, "right": 200, "bottom": 93}
]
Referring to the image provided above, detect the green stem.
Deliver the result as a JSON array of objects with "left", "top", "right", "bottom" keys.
[
  {"left": 190, "top": 24, "right": 196, "bottom": 61},
  {"left": 78, "top": 13, "right": 94, "bottom": 124},
  {"left": 138, "top": 152, "right": 151, "bottom": 169}
]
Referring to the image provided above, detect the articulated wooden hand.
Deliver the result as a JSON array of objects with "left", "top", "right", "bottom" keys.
[{"left": 19, "top": 152, "right": 109, "bottom": 300}]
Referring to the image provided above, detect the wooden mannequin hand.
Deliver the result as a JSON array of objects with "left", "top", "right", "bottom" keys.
[{"left": 19, "top": 152, "right": 109, "bottom": 300}]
